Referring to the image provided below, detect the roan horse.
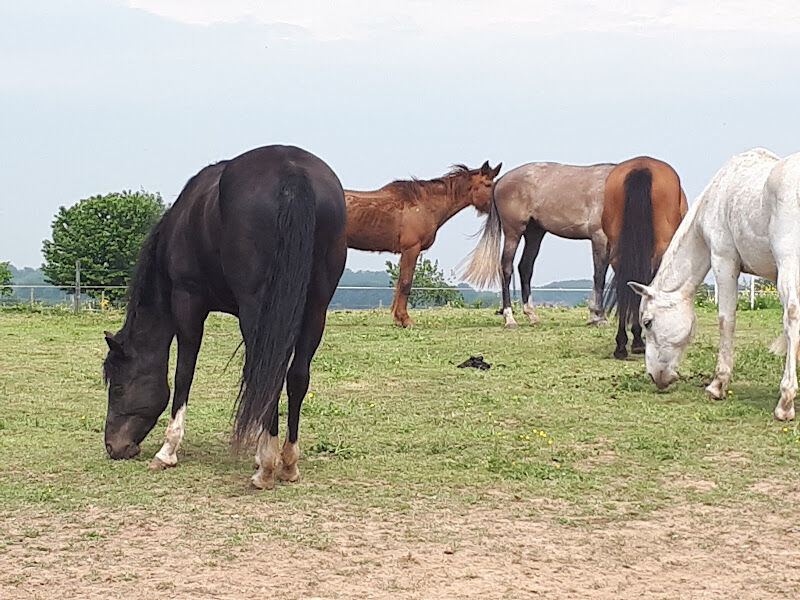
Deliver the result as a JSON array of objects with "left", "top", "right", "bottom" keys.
[
  {"left": 345, "top": 161, "right": 501, "bottom": 326},
  {"left": 630, "top": 148, "right": 800, "bottom": 421},
  {"left": 463, "top": 158, "right": 686, "bottom": 333},
  {"left": 103, "top": 145, "right": 347, "bottom": 490},
  {"left": 601, "top": 157, "right": 687, "bottom": 359},
  {"left": 463, "top": 161, "right": 617, "bottom": 328}
]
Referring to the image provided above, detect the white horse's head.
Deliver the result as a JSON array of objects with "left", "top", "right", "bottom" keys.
[{"left": 628, "top": 281, "right": 697, "bottom": 389}]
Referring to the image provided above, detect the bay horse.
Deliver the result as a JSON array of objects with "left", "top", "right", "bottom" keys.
[
  {"left": 345, "top": 161, "right": 501, "bottom": 326},
  {"left": 631, "top": 148, "right": 800, "bottom": 420},
  {"left": 601, "top": 157, "right": 687, "bottom": 359},
  {"left": 463, "top": 161, "right": 617, "bottom": 328},
  {"left": 102, "top": 145, "right": 347, "bottom": 490}
]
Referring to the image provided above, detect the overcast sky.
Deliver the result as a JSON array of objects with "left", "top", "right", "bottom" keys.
[{"left": 2, "top": 1, "right": 799, "bottom": 285}]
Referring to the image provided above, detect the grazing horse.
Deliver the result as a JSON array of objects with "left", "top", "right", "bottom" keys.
[
  {"left": 602, "top": 157, "right": 687, "bottom": 359},
  {"left": 102, "top": 145, "right": 347, "bottom": 490},
  {"left": 345, "top": 161, "right": 501, "bottom": 326},
  {"left": 463, "top": 161, "right": 617, "bottom": 328},
  {"left": 630, "top": 148, "right": 800, "bottom": 421}
]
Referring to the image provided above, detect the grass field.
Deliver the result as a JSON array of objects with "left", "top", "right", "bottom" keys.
[{"left": 2, "top": 305, "right": 799, "bottom": 599}]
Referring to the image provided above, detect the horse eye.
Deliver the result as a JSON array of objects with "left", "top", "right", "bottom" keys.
[{"left": 643, "top": 318, "right": 653, "bottom": 329}]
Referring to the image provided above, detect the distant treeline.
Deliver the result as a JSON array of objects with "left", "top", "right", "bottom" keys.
[{"left": 3, "top": 264, "right": 593, "bottom": 309}]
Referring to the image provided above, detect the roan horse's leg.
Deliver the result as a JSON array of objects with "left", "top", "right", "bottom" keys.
[
  {"left": 519, "top": 226, "right": 546, "bottom": 325},
  {"left": 631, "top": 320, "right": 645, "bottom": 354},
  {"left": 149, "top": 292, "right": 207, "bottom": 470},
  {"left": 705, "top": 259, "right": 739, "bottom": 400},
  {"left": 391, "top": 245, "right": 421, "bottom": 327},
  {"left": 587, "top": 234, "right": 610, "bottom": 326},
  {"left": 774, "top": 258, "right": 800, "bottom": 421},
  {"left": 500, "top": 232, "right": 522, "bottom": 328}
]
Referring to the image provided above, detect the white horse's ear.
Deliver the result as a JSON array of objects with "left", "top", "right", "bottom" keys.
[{"left": 627, "top": 281, "right": 654, "bottom": 298}]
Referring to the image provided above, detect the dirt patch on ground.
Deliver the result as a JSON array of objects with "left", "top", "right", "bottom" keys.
[{"left": 3, "top": 497, "right": 800, "bottom": 600}]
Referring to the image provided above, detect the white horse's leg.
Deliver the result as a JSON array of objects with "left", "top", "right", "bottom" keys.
[
  {"left": 251, "top": 432, "right": 281, "bottom": 490},
  {"left": 774, "top": 260, "right": 800, "bottom": 420},
  {"left": 149, "top": 405, "right": 186, "bottom": 469},
  {"left": 706, "top": 260, "right": 739, "bottom": 399}
]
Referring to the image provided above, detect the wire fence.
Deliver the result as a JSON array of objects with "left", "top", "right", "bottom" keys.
[{"left": 1, "top": 276, "right": 777, "bottom": 313}]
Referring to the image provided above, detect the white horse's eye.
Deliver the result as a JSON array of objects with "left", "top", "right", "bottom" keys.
[{"left": 643, "top": 318, "right": 653, "bottom": 329}]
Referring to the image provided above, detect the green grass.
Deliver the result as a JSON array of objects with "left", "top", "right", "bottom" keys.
[{"left": 0, "top": 304, "right": 797, "bottom": 526}]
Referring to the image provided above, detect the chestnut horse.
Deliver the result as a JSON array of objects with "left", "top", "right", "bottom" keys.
[
  {"left": 601, "top": 156, "right": 687, "bottom": 359},
  {"left": 346, "top": 161, "right": 501, "bottom": 326}
]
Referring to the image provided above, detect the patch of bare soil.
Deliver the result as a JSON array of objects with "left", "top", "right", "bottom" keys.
[{"left": 2, "top": 498, "right": 800, "bottom": 600}]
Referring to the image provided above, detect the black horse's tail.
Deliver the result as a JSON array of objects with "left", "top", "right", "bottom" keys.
[
  {"left": 607, "top": 168, "right": 655, "bottom": 325},
  {"left": 232, "top": 169, "right": 316, "bottom": 446}
]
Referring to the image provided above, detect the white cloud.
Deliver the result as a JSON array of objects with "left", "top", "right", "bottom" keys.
[{"left": 126, "top": 0, "right": 800, "bottom": 40}]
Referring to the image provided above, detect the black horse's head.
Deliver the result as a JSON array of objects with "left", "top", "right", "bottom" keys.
[{"left": 102, "top": 330, "right": 169, "bottom": 459}]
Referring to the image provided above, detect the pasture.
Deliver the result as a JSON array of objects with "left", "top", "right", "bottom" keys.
[{"left": 2, "top": 305, "right": 800, "bottom": 599}]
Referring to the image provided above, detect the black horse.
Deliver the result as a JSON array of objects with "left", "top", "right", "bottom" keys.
[{"left": 103, "top": 145, "right": 347, "bottom": 490}]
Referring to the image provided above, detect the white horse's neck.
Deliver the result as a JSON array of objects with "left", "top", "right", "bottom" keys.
[{"left": 652, "top": 197, "right": 711, "bottom": 298}]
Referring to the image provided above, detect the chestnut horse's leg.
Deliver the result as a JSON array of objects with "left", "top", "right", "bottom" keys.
[
  {"left": 391, "top": 245, "right": 421, "bottom": 327},
  {"left": 519, "top": 225, "right": 546, "bottom": 325},
  {"left": 587, "top": 233, "right": 610, "bottom": 326},
  {"left": 500, "top": 232, "right": 522, "bottom": 328},
  {"left": 149, "top": 289, "right": 208, "bottom": 470}
]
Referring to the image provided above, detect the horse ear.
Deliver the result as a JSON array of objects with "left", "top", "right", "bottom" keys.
[
  {"left": 480, "top": 160, "right": 490, "bottom": 174},
  {"left": 491, "top": 163, "right": 502, "bottom": 179},
  {"left": 627, "top": 281, "right": 654, "bottom": 298},
  {"left": 104, "top": 331, "right": 124, "bottom": 354}
]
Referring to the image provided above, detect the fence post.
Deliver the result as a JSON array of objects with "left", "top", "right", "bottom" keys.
[
  {"left": 29, "top": 287, "right": 34, "bottom": 307},
  {"left": 74, "top": 260, "right": 81, "bottom": 313},
  {"left": 750, "top": 276, "right": 756, "bottom": 309}
]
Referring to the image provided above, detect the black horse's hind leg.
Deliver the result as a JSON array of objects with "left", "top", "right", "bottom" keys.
[
  {"left": 149, "top": 289, "right": 208, "bottom": 470},
  {"left": 631, "top": 321, "right": 645, "bottom": 354},
  {"left": 500, "top": 230, "right": 522, "bottom": 329},
  {"left": 614, "top": 318, "right": 629, "bottom": 359},
  {"left": 519, "top": 225, "right": 546, "bottom": 325},
  {"left": 277, "top": 244, "right": 343, "bottom": 482}
]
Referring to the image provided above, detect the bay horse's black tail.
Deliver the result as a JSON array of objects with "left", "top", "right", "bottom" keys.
[
  {"left": 232, "top": 169, "right": 316, "bottom": 446},
  {"left": 612, "top": 168, "right": 654, "bottom": 326}
]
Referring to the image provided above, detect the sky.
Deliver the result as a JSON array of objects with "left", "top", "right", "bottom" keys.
[{"left": 1, "top": 1, "right": 799, "bottom": 286}]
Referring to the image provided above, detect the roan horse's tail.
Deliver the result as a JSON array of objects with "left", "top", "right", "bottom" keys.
[
  {"left": 610, "top": 168, "right": 655, "bottom": 325},
  {"left": 232, "top": 168, "right": 316, "bottom": 446},
  {"left": 461, "top": 187, "right": 502, "bottom": 288}
]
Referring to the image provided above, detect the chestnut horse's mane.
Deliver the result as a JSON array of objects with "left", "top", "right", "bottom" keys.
[{"left": 385, "top": 164, "right": 472, "bottom": 202}]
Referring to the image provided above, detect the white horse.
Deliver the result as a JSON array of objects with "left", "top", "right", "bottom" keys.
[{"left": 629, "top": 148, "right": 800, "bottom": 420}]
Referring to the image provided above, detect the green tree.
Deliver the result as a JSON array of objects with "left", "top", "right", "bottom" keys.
[
  {"left": 386, "top": 255, "right": 464, "bottom": 308},
  {"left": 0, "top": 261, "right": 12, "bottom": 297},
  {"left": 42, "top": 190, "right": 165, "bottom": 302}
]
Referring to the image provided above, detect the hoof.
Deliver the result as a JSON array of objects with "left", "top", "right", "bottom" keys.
[
  {"left": 586, "top": 317, "right": 609, "bottom": 327},
  {"left": 631, "top": 345, "right": 645, "bottom": 355},
  {"left": 774, "top": 404, "right": 796, "bottom": 421},
  {"left": 705, "top": 381, "right": 724, "bottom": 400},
  {"left": 613, "top": 348, "right": 628, "bottom": 360},
  {"left": 504, "top": 321, "right": 518, "bottom": 330},
  {"left": 527, "top": 316, "right": 540, "bottom": 325},
  {"left": 148, "top": 456, "right": 175, "bottom": 471},
  {"left": 250, "top": 471, "right": 276, "bottom": 490},
  {"left": 276, "top": 464, "right": 300, "bottom": 482}
]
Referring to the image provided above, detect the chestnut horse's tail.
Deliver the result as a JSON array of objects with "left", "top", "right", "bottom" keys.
[
  {"left": 232, "top": 167, "right": 316, "bottom": 447},
  {"left": 461, "top": 187, "right": 502, "bottom": 288},
  {"left": 609, "top": 168, "right": 655, "bottom": 325}
]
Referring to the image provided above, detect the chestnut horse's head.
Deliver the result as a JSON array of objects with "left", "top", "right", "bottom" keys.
[{"left": 466, "top": 161, "right": 502, "bottom": 213}]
